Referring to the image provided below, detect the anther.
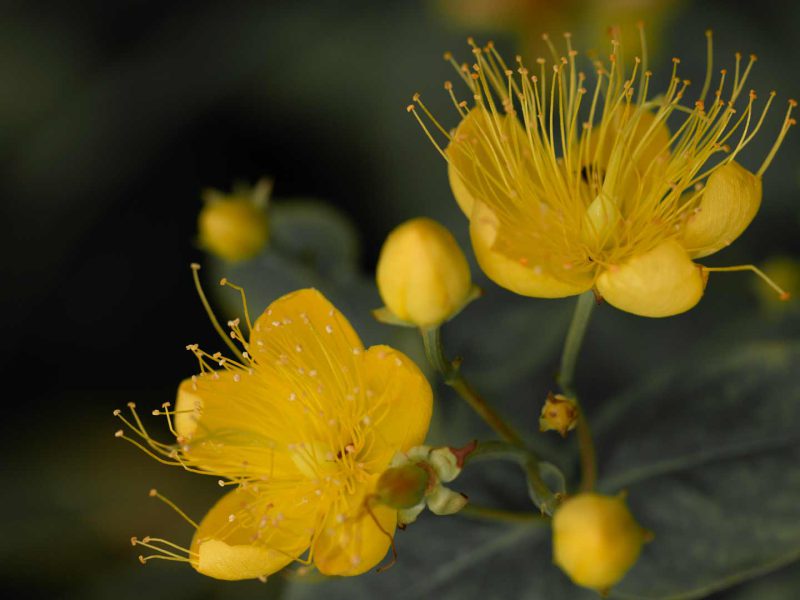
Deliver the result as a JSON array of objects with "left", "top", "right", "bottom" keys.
[
  {"left": 190, "top": 263, "right": 201, "bottom": 271},
  {"left": 149, "top": 488, "right": 158, "bottom": 498},
  {"left": 115, "top": 430, "right": 124, "bottom": 438}
]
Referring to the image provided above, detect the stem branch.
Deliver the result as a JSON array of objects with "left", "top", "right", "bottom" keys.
[
  {"left": 422, "top": 327, "right": 524, "bottom": 447},
  {"left": 422, "top": 330, "right": 558, "bottom": 514},
  {"left": 467, "top": 440, "right": 559, "bottom": 515}
]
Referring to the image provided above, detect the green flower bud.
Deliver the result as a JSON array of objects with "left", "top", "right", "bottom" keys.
[{"left": 376, "top": 464, "right": 430, "bottom": 509}]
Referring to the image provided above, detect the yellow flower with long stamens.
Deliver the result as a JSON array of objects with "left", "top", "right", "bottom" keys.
[
  {"left": 116, "top": 279, "right": 432, "bottom": 580},
  {"left": 410, "top": 29, "right": 795, "bottom": 317}
]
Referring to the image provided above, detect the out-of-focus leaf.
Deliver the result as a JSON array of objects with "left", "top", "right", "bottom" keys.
[
  {"left": 713, "top": 562, "right": 800, "bottom": 599},
  {"left": 284, "top": 341, "right": 800, "bottom": 600},
  {"left": 595, "top": 341, "right": 800, "bottom": 600},
  {"left": 268, "top": 200, "right": 361, "bottom": 283}
]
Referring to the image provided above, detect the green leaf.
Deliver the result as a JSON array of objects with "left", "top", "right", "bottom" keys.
[
  {"left": 595, "top": 341, "right": 800, "bottom": 600},
  {"left": 284, "top": 341, "right": 800, "bottom": 600}
]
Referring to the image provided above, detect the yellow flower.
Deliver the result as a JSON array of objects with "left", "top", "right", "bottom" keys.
[
  {"left": 375, "top": 217, "right": 479, "bottom": 328},
  {"left": 552, "top": 493, "right": 649, "bottom": 593},
  {"left": 198, "top": 178, "right": 271, "bottom": 262},
  {"left": 118, "top": 287, "right": 433, "bottom": 580},
  {"left": 410, "top": 31, "right": 795, "bottom": 317}
]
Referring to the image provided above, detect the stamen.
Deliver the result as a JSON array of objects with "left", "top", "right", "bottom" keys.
[
  {"left": 704, "top": 265, "right": 790, "bottom": 300},
  {"left": 220, "top": 278, "right": 253, "bottom": 336},
  {"left": 191, "top": 264, "right": 243, "bottom": 360},
  {"left": 699, "top": 30, "right": 714, "bottom": 104},
  {"left": 149, "top": 488, "right": 199, "bottom": 529},
  {"left": 758, "top": 99, "right": 797, "bottom": 176},
  {"left": 362, "top": 495, "right": 398, "bottom": 573}
]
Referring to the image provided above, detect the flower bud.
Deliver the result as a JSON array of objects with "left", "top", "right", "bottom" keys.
[
  {"left": 552, "top": 493, "right": 648, "bottom": 593},
  {"left": 376, "top": 218, "right": 476, "bottom": 328},
  {"left": 539, "top": 393, "right": 578, "bottom": 437},
  {"left": 198, "top": 179, "right": 271, "bottom": 262},
  {"left": 388, "top": 443, "right": 472, "bottom": 526},
  {"left": 376, "top": 464, "right": 430, "bottom": 509}
]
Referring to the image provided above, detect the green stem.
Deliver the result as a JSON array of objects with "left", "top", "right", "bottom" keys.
[
  {"left": 459, "top": 504, "right": 546, "bottom": 524},
  {"left": 422, "top": 327, "right": 524, "bottom": 447},
  {"left": 422, "top": 329, "right": 559, "bottom": 514},
  {"left": 466, "top": 440, "right": 559, "bottom": 515},
  {"left": 557, "top": 292, "right": 597, "bottom": 492}
]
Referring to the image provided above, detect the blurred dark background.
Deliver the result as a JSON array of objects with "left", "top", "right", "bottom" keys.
[{"left": 2, "top": 1, "right": 798, "bottom": 598}]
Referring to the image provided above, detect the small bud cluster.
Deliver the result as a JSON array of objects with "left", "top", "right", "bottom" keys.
[{"left": 539, "top": 393, "right": 579, "bottom": 437}]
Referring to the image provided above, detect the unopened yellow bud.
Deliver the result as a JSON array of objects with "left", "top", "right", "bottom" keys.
[
  {"left": 539, "top": 393, "right": 578, "bottom": 437},
  {"left": 376, "top": 218, "right": 476, "bottom": 328},
  {"left": 198, "top": 180, "right": 271, "bottom": 262},
  {"left": 552, "top": 493, "right": 648, "bottom": 593},
  {"left": 376, "top": 464, "right": 430, "bottom": 509}
]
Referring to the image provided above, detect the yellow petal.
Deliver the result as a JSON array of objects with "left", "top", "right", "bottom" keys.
[
  {"left": 446, "top": 107, "right": 528, "bottom": 217},
  {"left": 249, "top": 289, "right": 365, "bottom": 403},
  {"left": 175, "top": 373, "right": 299, "bottom": 478},
  {"left": 250, "top": 288, "right": 364, "bottom": 359},
  {"left": 682, "top": 161, "right": 762, "bottom": 258},
  {"left": 469, "top": 201, "right": 594, "bottom": 298},
  {"left": 190, "top": 488, "right": 314, "bottom": 580},
  {"left": 313, "top": 480, "right": 397, "bottom": 576},
  {"left": 175, "top": 289, "right": 369, "bottom": 477},
  {"left": 596, "top": 240, "right": 706, "bottom": 317},
  {"left": 359, "top": 345, "right": 433, "bottom": 470}
]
